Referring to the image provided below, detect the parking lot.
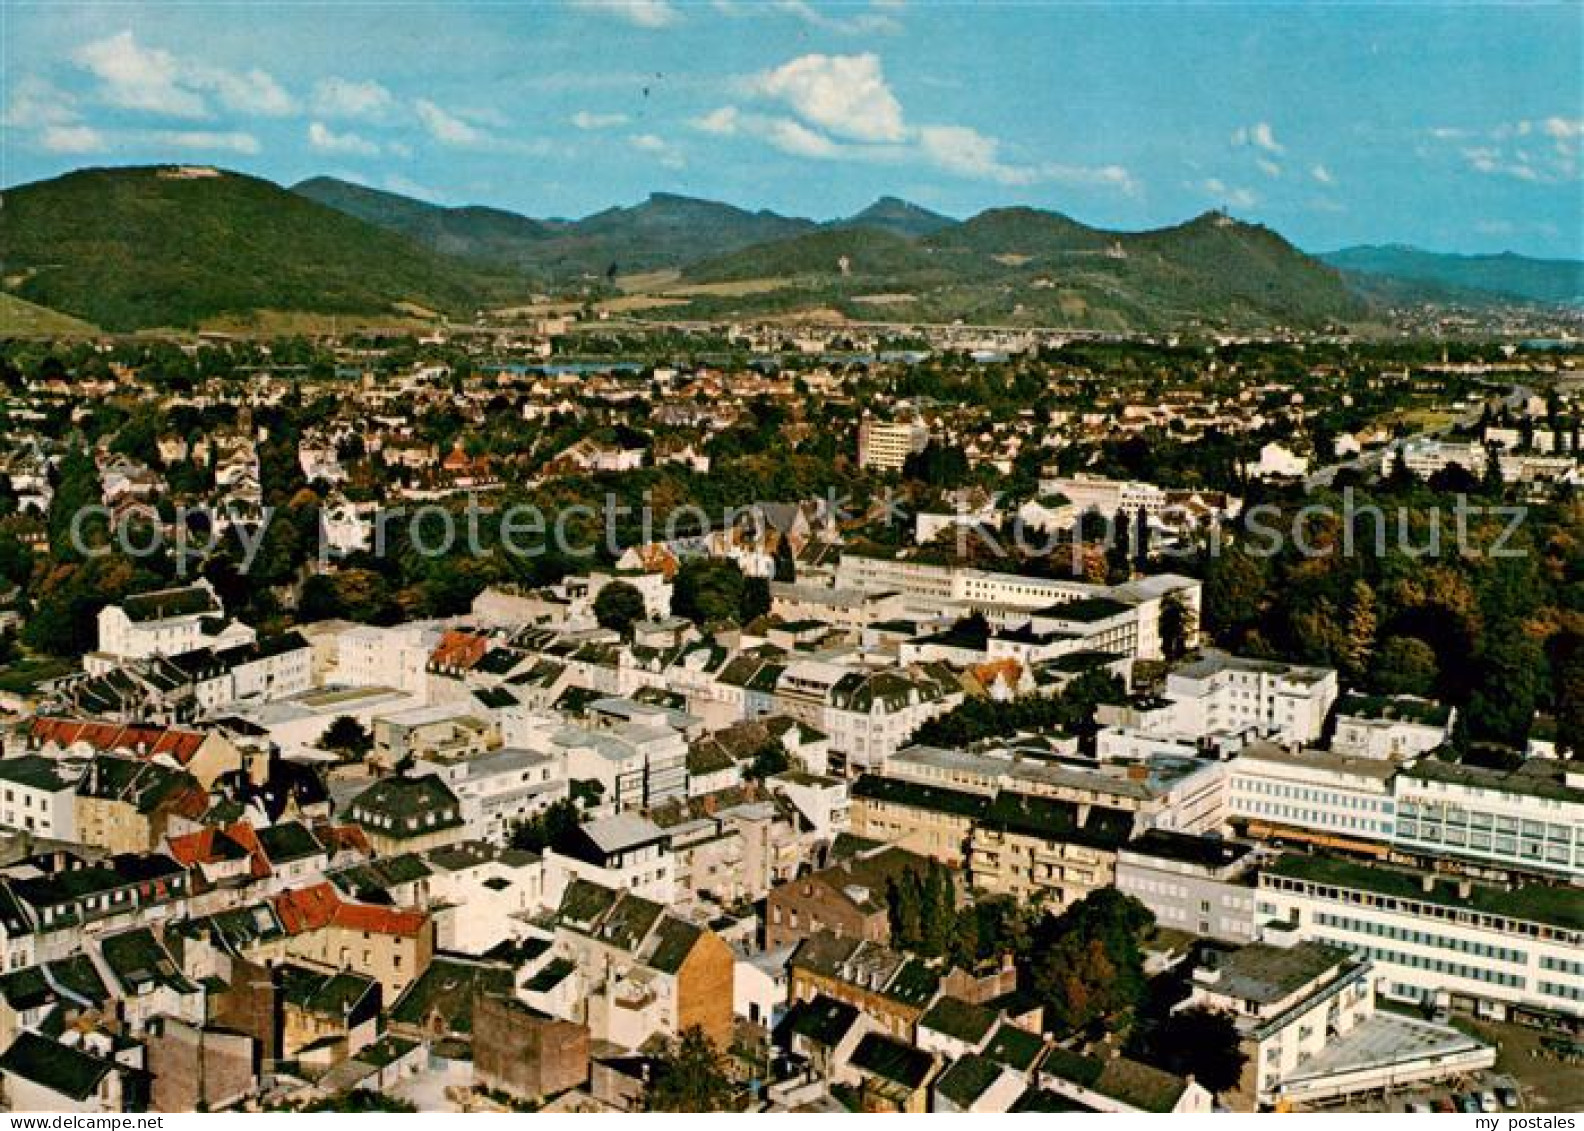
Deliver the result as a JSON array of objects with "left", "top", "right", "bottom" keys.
[{"left": 1301, "top": 1072, "right": 1521, "bottom": 1114}]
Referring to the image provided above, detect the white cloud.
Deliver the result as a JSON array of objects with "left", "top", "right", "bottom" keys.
[
  {"left": 754, "top": 52, "right": 906, "bottom": 143},
  {"left": 1310, "top": 163, "right": 1335, "bottom": 185},
  {"left": 194, "top": 65, "right": 295, "bottom": 116},
  {"left": 572, "top": 0, "right": 680, "bottom": 28},
  {"left": 1255, "top": 157, "right": 1282, "bottom": 178},
  {"left": 629, "top": 132, "right": 685, "bottom": 168},
  {"left": 415, "top": 99, "right": 489, "bottom": 145},
  {"left": 691, "top": 106, "right": 742, "bottom": 135},
  {"left": 572, "top": 110, "right": 631, "bottom": 129},
  {"left": 71, "top": 30, "right": 294, "bottom": 119},
  {"left": 73, "top": 30, "right": 208, "bottom": 117},
  {"left": 1432, "top": 117, "right": 1577, "bottom": 183},
  {"left": 1541, "top": 116, "right": 1582, "bottom": 141},
  {"left": 1231, "top": 121, "right": 1284, "bottom": 155},
  {"left": 313, "top": 77, "right": 395, "bottom": 120},
  {"left": 1201, "top": 178, "right": 1258, "bottom": 209},
  {"left": 3, "top": 76, "right": 82, "bottom": 128},
  {"left": 149, "top": 129, "right": 262, "bottom": 155},
  {"left": 308, "top": 121, "right": 380, "bottom": 156},
  {"left": 918, "top": 124, "right": 1026, "bottom": 183},
  {"left": 770, "top": 0, "right": 903, "bottom": 35},
  {"left": 39, "top": 124, "right": 108, "bottom": 153},
  {"left": 383, "top": 174, "right": 446, "bottom": 202},
  {"left": 766, "top": 118, "right": 844, "bottom": 159},
  {"left": 702, "top": 53, "right": 1135, "bottom": 194}
]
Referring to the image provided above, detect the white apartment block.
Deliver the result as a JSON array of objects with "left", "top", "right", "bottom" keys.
[
  {"left": 95, "top": 581, "right": 254, "bottom": 665},
  {"left": 1164, "top": 652, "right": 1337, "bottom": 746},
  {"left": 1228, "top": 742, "right": 1397, "bottom": 850},
  {"left": 885, "top": 743, "right": 1228, "bottom": 836},
  {"left": 1330, "top": 694, "right": 1455, "bottom": 761},
  {"left": 857, "top": 417, "right": 929, "bottom": 471},
  {"left": 543, "top": 813, "right": 676, "bottom": 906},
  {"left": 832, "top": 552, "right": 1200, "bottom": 661},
  {"left": 1039, "top": 474, "right": 1166, "bottom": 516},
  {"left": 530, "top": 722, "right": 687, "bottom": 811},
  {"left": 0, "top": 755, "right": 84, "bottom": 841},
  {"left": 1115, "top": 831, "right": 1259, "bottom": 943},
  {"left": 417, "top": 746, "right": 568, "bottom": 845},
  {"left": 1392, "top": 758, "right": 1583, "bottom": 882},
  {"left": 1257, "top": 854, "right": 1584, "bottom": 1025},
  {"left": 1389, "top": 437, "right": 1489, "bottom": 479},
  {"left": 331, "top": 623, "right": 439, "bottom": 698}
]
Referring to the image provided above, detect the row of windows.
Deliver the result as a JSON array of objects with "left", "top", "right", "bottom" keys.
[
  {"left": 1321, "top": 937, "right": 1527, "bottom": 989},
  {"left": 1315, "top": 911, "right": 1527, "bottom": 965},
  {"left": 1540, "top": 956, "right": 1584, "bottom": 977},
  {"left": 1539, "top": 980, "right": 1584, "bottom": 1003},
  {"left": 1397, "top": 823, "right": 1578, "bottom": 865},
  {"left": 1235, "top": 779, "right": 1392, "bottom": 812},
  {"left": 1397, "top": 805, "right": 1574, "bottom": 842},
  {"left": 1237, "top": 799, "right": 1391, "bottom": 835}
]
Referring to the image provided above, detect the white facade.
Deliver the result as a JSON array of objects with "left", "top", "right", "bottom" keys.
[
  {"left": 417, "top": 746, "right": 569, "bottom": 845},
  {"left": 330, "top": 623, "right": 438, "bottom": 698},
  {"left": 1392, "top": 760, "right": 1583, "bottom": 882},
  {"left": 0, "top": 756, "right": 84, "bottom": 840},
  {"left": 857, "top": 417, "right": 928, "bottom": 471},
  {"left": 1330, "top": 696, "right": 1455, "bottom": 761},
  {"left": 1257, "top": 856, "right": 1584, "bottom": 1024},
  {"left": 1164, "top": 653, "right": 1337, "bottom": 746},
  {"left": 1228, "top": 742, "right": 1397, "bottom": 846}
]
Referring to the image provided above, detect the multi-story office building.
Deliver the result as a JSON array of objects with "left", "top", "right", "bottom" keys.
[
  {"left": 1227, "top": 742, "right": 1397, "bottom": 855},
  {"left": 1256, "top": 853, "right": 1584, "bottom": 1026},
  {"left": 1391, "top": 757, "right": 1583, "bottom": 882}
]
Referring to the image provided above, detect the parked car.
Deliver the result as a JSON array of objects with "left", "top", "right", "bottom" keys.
[
  {"left": 1497, "top": 1087, "right": 1520, "bottom": 1109},
  {"left": 1435, "top": 1097, "right": 1457, "bottom": 1113},
  {"left": 1480, "top": 1092, "right": 1499, "bottom": 1113},
  {"left": 1405, "top": 1101, "right": 1431, "bottom": 1113},
  {"left": 1458, "top": 1094, "right": 1481, "bottom": 1113}
]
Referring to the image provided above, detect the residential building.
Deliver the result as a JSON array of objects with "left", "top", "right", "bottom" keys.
[
  {"left": 544, "top": 813, "right": 676, "bottom": 905},
  {"left": 968, "top": 791, "right": 1136, "bottom": 907},
  {"left": 1115, "top": 830, "right": 1259, "bottom": 943},
  {"left": 1164, "top": 653, "right": 1338, "bottom": 746}
]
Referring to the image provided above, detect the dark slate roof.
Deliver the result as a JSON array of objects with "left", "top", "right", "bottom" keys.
[
  {"left": 983, "top": 1022, "right": 1045, "bottom": 1071},
  {"left": 934, "top": 1052, "right": 1005, "bottom": 1108},
  {"left": 0, "top": 1031, "right": 117, "bottom": 1101},
  {"left": 849, "top": 1032, "right": 934, "bottom": 1089},
  {"left": 850, "top": 774, "right": 989, "bottom": 820},
  {"left": 979, "top": 791, "right": 1134, "bottom": 850},
  {"left": 919, "top": 996, "right": 997, "bottom": 1045},
  {"left": 388, "top": 957, "right": 513, "bottom": 1036},
  {"left": 784, "top": 993, "right": 860, "bottom": 1048}
]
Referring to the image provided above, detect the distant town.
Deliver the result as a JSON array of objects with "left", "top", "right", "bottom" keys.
[{"left": 0, "top": 315, "right": 1575, "bottom": 1114}]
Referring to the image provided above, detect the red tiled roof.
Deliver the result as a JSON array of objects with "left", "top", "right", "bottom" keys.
[
  {"left": 429, "top": 630, "right": 488, "bottom": 672},
  {"left": 30, "top": 717, "right": 208, "bottom": 766},
  {"left": 331, "top": 901, "right": 428, "bottom": 938},
  {"left": 271, "top": 881, "right": 427, "bottom": 938},
  {"left": 272, "top": 882, "right": 341, "bottom": 934},
  {"left": 318, "top": 823, "right": 373, "bottom": 857},
  {"left": 166, "top": 822, "right": 272, "bottom": 879}
]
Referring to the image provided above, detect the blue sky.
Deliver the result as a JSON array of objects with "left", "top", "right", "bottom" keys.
[{"left": 2, "top": 1, "right": 1580, "bottom": 256}]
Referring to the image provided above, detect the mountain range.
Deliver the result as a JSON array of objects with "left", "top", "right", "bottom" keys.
[
  {"left": 0, "top": 165, "right": 1575, "bottom": 334},
  {"left": 1319, "top": 245, "right": 1584, "bottom": 307}
]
